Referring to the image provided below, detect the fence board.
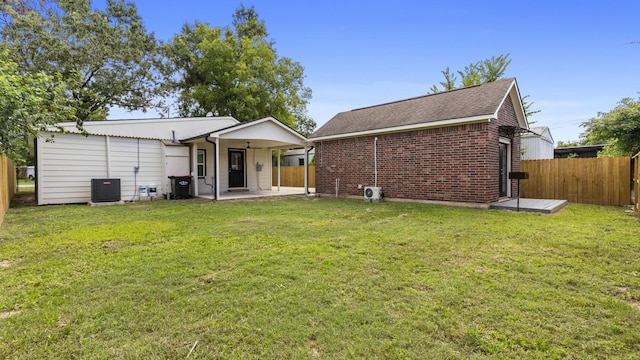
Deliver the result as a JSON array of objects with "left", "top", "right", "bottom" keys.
[
  {"left": 1, "top": 155, "right": 17, "bottom": 225},
  {"left": 521, "top": 157, "right": 631, "bottom": 206},
  {"left": 272, "top": 166, "right": 315, "bottom": 188},
  {"left": 633, "top": 152, "right": 639, "bottom": 217}
]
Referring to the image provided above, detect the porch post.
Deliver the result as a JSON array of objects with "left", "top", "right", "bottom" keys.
[
  {"left": 215, "top": 137, "right": 220, "bottom": 200},
  {"left": 277, "top": 149, "right": 281, "bottom": 191},
  {"left": 304, "top": 145, "right": 309, "bottom": 195},
  {"left": 191, "top": 144, "right": 199, "bottom": 196}
]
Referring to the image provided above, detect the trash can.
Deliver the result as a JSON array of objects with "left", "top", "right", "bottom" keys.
[{"left": 168, "top": 176, "right": 192, "bottom": 199}]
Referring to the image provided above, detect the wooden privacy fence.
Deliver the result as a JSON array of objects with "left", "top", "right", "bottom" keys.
[
  {"left": 633, "top": 152, "right": 639, "bottom": 217},
  {"left": 520, "top": 157, "right": 631, "bottom": 206},
  {"left": 1, "top": 155, "right": 17, "bottom": 225},
  {"left": 272, "top": 166, "right": 315, "bottom": 188}
]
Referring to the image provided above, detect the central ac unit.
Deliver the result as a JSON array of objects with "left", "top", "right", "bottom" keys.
[
  {"left": 364, "top": 186, "right": 383, "bottom": 202},
  {"left": 91, "top": 178, "right": 121, "bottom": 203}
]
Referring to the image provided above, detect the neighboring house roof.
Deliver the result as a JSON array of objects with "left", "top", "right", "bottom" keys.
[
  {"left": 554, "top": 144, "right": 607, "bottom": 158},
  {"left": 310, "top": 78, "right": 528, "bottom": 140},
  {"left": 522, "top": 126, "right": 554, "bottom": 144},
  {"left": 283, "top": 148, "right": 315, "bottom": 156}
]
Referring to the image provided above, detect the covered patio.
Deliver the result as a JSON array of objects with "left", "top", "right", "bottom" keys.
[
  {"left": 196, "top": 186, "right": 315, "bottom": 200},
  {"left": 182, "top": 117, "right": 312, "bottom": 201}
]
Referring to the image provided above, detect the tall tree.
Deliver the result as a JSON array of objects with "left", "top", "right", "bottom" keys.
[
  {"left": 164, "top": 5, "right": 315, "bottom": 136},
  {"left": 0, "top": 0, "right": 166, "bottom": 121},
  {"left": 0, "top": 48, "right": 76, "bottom": 163},
  {"left": 429, "top": 54, "right": 540, "bottom": 118},
  {"left": 580, "top": 97, "right": 640, "bottom": 156}
]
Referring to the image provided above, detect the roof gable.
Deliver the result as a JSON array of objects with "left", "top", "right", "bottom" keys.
[
  {"left": 523, "top": 126, "right": 554, "bottom": 143},
  {"left": 310, "top": 78, "right": 527, "bottom": 140},
  {"left": 182, "top": 116, "right": 308, "bottom": 148},
  {"left": 212, "top": 117, "right": 307, "bottom": 146}
]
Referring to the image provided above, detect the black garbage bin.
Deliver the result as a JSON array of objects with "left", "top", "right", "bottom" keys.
[{"left": 169, "top": 175, "right": 192, "bottom": 199}]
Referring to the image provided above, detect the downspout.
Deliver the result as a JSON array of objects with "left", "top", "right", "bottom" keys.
[
  {"left": 205, "top": 136, "right": 217, "bottom": 200},
  {"left": 374, "top": 137, "right": 378, "bottom": 187},
  {"left": 106, "top": 135, "right": 112, "bottom": 178},
  {"left": 306, "top": 145, "right": 314, "bottom": 194},
  {"left": 190, "top": 142, "right": 198, "bottom": 196}
]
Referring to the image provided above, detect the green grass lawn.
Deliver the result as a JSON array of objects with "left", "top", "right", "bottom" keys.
[
  {"left": 17, "top": 179, "right": 35, "bottom": 194},
  {"left": 1, "top": 197, "right": 639, "bottom": 359}
]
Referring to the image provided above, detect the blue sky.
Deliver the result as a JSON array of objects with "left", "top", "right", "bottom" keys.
[{"left": 104, "top": 0, "right": 639, "bottom": 144}]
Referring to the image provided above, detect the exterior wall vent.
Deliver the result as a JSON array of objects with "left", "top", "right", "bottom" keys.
[{"left": 91, "top": 178, "right": 121, "bottom": 203}]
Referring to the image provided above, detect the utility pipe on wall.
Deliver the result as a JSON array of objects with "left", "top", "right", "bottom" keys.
[
  {"left": 105, "top": 135, "right": 112, "bottom": 178},
  {"left": 374, "top": 137, "right": 378, "bottom": 187}
]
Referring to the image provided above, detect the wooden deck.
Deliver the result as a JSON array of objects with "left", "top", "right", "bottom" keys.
[{"left": 490, "top": 198, "right": 568, "bottom": 214}]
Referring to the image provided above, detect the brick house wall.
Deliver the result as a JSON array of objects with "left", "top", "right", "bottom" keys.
[{"left": 314, "top": 96, "right": 522, "bottom": 204}]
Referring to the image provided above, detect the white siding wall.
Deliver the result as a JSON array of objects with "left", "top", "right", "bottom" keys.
[
  {"left": 521, "top": 136, "right": 555, "bottom": 160},
  {"left": 218, "top": 145, "right": 271, "bottom": 193},
  {"left": 109, "top": 137, "right": 163, "bottom": 202},
  {"left": 245, "top": 148, "right": 272, "bottom": 191},
  {"left": 37, "top": 133, "right": 164, "bottom": 205},
  {"left": 195, "top": 143, "right": 215, "bottom": 195},
  {"left": 165, "top": 145, "right": 190, "bottom": 194},
  {"left": 37, "top": 133, "right": 108, "bottom": 204}
]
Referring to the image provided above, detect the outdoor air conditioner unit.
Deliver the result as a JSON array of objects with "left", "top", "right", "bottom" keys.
[
  {"left": 364, "top": 186, "right": 383, "bottom": 202},
  {"left": 91, "top": 178, "right": 121, "bottom": 203}
]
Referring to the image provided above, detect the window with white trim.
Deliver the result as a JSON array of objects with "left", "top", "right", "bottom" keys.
[{"left": 197, "top": 150, "right": 206, "bottom": 178}]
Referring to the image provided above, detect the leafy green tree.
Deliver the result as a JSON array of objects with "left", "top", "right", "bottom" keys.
[
  {"left": 429, "top": 54, "right": 512, "bottom": 92},
  {"left": 0, "top": 0, "right": 165, "bottom": 121},
  {"left": 429, "top": 54, "right": 540, "bottom": 118},
  {"left": 164, "top": 5, "right": 315, "bottom": 136},
  {"left": 0, "top": 48, "right": 77, "bottom": 163},
  {"left": 580, "top": 97, "right": 640, "bottom": 156}
]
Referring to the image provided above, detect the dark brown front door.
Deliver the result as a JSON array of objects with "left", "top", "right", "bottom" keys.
[{"left": 229, "top": 149, "right": 245, "bottom": 188}]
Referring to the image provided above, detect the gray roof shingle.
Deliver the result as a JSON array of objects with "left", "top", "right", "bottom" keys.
[{"left": 310, "top": 78, "right": 516, "bottom": 139}]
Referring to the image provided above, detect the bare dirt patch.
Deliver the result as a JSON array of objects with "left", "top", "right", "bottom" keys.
[
  {"left": 0, "top": 260, "right": 16, "bottom": 268},
  {"left": 627, "top": 300, "right": 640, "bottom": 311},
  {"left": 10, "top": 192, "right": 36, "bottom": 208},
  {"left": 0, "top": 310, "right": 21, "bottom": 319}
]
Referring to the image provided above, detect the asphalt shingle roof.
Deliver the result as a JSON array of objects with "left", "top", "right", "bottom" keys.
[{"left": 310, "top": 78, "right": 516, "bottom": 139}]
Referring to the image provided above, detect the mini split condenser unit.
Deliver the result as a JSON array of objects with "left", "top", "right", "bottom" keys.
[{"left": 364, "top": 186, "right": 383, "bottom": 202}]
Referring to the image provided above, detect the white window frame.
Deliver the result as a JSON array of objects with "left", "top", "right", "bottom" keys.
[{"left": 197, "top": 149, "right": 206, "bottom": 179}]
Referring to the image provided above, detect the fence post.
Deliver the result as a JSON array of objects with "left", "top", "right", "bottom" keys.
[
  {"left": 1, "top": 154, "right": 17, "bottom": 225},
  {"left": 633, "top": 152, "right": 640, "bottom": 216}
]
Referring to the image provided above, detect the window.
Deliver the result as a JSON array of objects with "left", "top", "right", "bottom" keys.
[
  {"left": 197, "top": 150, "right": 206, "bottom": 178},
  {"left": 298, "top": 158, "right": 305, "bottom": 166}
]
